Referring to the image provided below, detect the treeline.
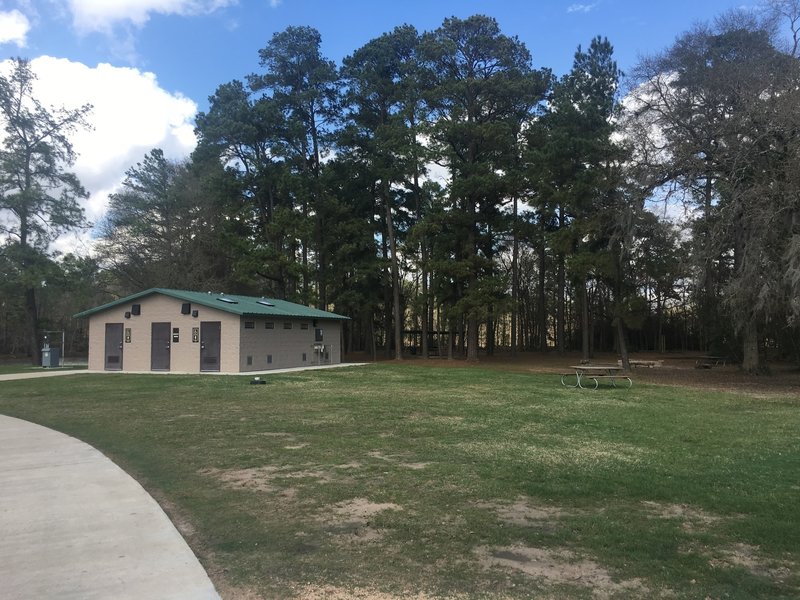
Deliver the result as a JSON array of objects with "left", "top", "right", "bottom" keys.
[{"left": 2, "top": 7, "right": 800, "bottom": 371}]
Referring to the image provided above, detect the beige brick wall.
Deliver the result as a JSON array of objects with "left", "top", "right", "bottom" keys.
[
  {"left": 86, "top": 295, "right": 239, "bottom": 373},
  {"left": 84, "top": 293, "right": 344, "bottom": 373}
]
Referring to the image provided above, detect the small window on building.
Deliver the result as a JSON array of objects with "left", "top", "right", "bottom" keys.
[
  {"left": 315, "top": 328, "right": 324, "bottom": 342},
  {"left": 265, "top": 322, "right": 274, "bottom": 329},
  {"left": 302, "top": 353, "right": 307, "bottom": 362},
  {"left": 284, "top": 322, "right": 292, "bottom": 330},
  {"left": 247, "top": 355, "right": 253, "bottom": 366},
  {"left": 244, "top": 321, "right": 255, "bottom": 329},
  {"left": 301, "top": 323, "right": 309, "bottom": 330},
  {"left": 267, "top": 355, "right": 272, "bottom": 364}
]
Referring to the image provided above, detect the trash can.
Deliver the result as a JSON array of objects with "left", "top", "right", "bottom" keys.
[{"left": 42, "top": 347, "right": 60, "bottom": 368}]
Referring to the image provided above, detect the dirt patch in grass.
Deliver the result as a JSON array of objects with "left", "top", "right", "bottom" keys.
[
  {"left": 366, "top": 451, "right": 429, "bottom": 470},
  {"left": 215, "top": 582, "right": 265, "bottom": 600},
  {"left": 199, "top": 466, "right": 280, "bottom": 492},
  {"left": 642, "top": 500, "right": 724, "bottom": 532},
  {"left": 476, "top": 496, "right": 572, "bottom": 528},
  {"left": 326, "top": 498, "right": 403, "bottom": 522},
  {"left": 367, "top": 450, "right": 405, "bottom": 462},
  {"left": 709, "top": 543, "right": 797, "bottom": 583},
  {"left": 292, "top": 584, "right": 484, "bottom": 600},
  {"left": 198, "top": 465, "right": 337, "bottom": 493},
  {"left": 476, "top": 545, "right": 647, "bottom": 599},
  {"left": 319, "top": 498, "right": 403, "bottom": 545},
  {"left": 399, "top": 462, "right": 430, "bottom": 470},
  {"left": 335, "top": 462, "right": 362, "bottom": 470},
  {"left": 288, "top": 469, "right": 335, "bottom": 483}
]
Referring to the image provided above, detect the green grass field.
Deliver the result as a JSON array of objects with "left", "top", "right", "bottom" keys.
[{"left": 0, "top": 364, "right": 797, "bottom": 599}]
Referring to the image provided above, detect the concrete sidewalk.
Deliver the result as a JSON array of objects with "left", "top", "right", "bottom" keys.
[
  {"left": 0, "top": 415, "right": 220, "bottom": 600},
  {"left": 0, "top": 369, "right": 91, "bottom": 382},
  {"left": 0, "top": 362, "right": 366, "bottom": 382}
]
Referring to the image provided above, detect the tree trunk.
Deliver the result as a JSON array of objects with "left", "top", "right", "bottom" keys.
[
  {"left": 381, "top": 222, "right": 392, "bottom": 359},
  {"left": 616, "top": 317, "right": 630, "bottom": 372},
  {"left": 25, "top": 287, "right": 40, "bottom": 365},
  {"left": 302, "top": 197, "right": 309, "bottom": 304},
  {"left": 556, "top": 206, "right": 566, "bottom": 353},
  {"left": 486, "top": 308, "right": 494, "bottom": 356},
  {"left": 384, "top": 188, "right": 403, "bottom": 361},
  {"left": 447, "top": 326, "right": 454, "bottom": 360},
  {"left": 467, "top": 313, "right": 479, "bottom": 361},
  {"left": 741, "top": 319, "right": 760, "bottom": 373},
  {"left": 511, "top": 196, "right": 519, "bottom": 357},
  {"left": 369, "top": 315, "right": 377, "bottom": 362},
  {"left": 538, "top": 220, "right": 547, "bottom": 352},
  {"left": 421, "top": 266, "right": 429, "bottom": 359},
  {"left": 420, "top": 222, "right": 429, "bottom": 359},
  {"left": 581, "top": 279, "right": 590, "bottom": 362}
]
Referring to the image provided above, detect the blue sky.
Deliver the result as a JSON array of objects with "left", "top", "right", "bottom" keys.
[
  {"left": 7, "top": 0, "right": 757, "bottom": 109},
  {"left": 0, "top": 0, "right": 761, "bottom": 253}
]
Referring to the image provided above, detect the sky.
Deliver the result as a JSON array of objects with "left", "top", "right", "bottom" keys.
[{"left": 0, "top": 0, "right": 762, "bottom": 255}]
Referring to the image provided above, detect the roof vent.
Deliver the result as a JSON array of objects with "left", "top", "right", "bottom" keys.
[
  {"left": 217, "top": 297, "right": 238, "bottom": 304},
  {"left": 257, "top": 300, "right": 275, "bottom": 307}
]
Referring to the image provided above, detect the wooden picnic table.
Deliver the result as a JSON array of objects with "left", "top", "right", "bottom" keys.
[
  {"left": 561, "top": 364, "right": 632, "bottom": 390},
  {"left": 695, "top": 355, "right": 727, "bottom": 368}
]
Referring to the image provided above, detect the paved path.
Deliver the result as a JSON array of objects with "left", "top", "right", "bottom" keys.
[
  {"left": 0, "top": 362, "right": 366, "bottom": 382},
  {"left": 0, "top": 415, "right": 220, "bottom": 600},
  {"left": 0, "top": 370, "right": 91, "bottom": 382}
]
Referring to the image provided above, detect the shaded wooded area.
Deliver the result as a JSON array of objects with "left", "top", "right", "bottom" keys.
[{"left": 2, "top": 5, "right": 800, "bottom": 372}]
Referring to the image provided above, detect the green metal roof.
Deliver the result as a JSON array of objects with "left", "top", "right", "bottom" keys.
[{"left": 74, "top": 288, "right": 349, "bottom": 320}]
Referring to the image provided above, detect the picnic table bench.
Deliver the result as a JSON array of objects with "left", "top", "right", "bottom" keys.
[{"left": 560, "top": 365, "right": 632, "bottom": 390}]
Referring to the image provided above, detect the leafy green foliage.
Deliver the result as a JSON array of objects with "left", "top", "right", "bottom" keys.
[{"left": 0, "top": 58, "right": 92, "bottom": 361}]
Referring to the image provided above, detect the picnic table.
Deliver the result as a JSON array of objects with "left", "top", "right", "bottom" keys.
[
  {"left": 560, "top": 364, "right": 632, "bottom": 390},
  {"left": 695, "top": 355, "right": 727, "bottom": 369}
]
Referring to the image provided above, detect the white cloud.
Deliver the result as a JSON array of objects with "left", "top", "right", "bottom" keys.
[
  {"left": 65, "top": 0, "right": 237, "bottom": 33},
  {"left": 567, "top": 3, "right": 598, "bottom": 13},
  {"left": 269, "top": 0, "right": 282, "bottom": 7},
  {"left": 3, "top": 56, "right": 198, "bottom": 254},
  {"left": 0, "top": 9, "right": 31, "bottom": 46}
]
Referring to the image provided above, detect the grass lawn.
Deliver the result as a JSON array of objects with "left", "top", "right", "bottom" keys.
[{"left": 0, "top": 364, "right": 797, "bottom": 599}]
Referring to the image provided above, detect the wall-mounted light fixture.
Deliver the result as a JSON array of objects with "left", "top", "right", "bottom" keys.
[
  {"left": 124, "top": 311, "right": 131, "bottom": 319},
  {"left": 192, "top": 310, "right": 199, "bottom": 317}
]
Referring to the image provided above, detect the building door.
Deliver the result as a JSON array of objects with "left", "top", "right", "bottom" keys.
[
  {"left": 151, "top": 322, "right": 171, "bottom": 371},
  {"left": 200, "top": 321, "right": 221, "bottom": 372},
  {"left": 104, "top": 323, "right": 124, "bottom": 371}
]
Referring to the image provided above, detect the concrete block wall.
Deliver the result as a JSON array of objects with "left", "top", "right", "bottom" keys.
[{"left": 238, "top": 318, "right": 342, "bottom": 372}]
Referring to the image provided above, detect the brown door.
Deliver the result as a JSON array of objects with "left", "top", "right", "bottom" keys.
[
  {"left": 104, "top": 323, "right": 124, "bottom": 370},
  {"left": 151, "top": 322, "right": 171, "bottom": 371},
  {"left": 200, "top": 321, "right": 221, "bottom": 372}
]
